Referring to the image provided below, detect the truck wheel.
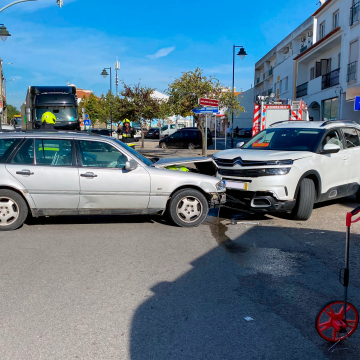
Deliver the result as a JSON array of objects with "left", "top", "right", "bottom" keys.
[
  {"left": 0, "top": 190, "right": 28, "bottom": 231},
  {"left": 291, "top": 178, "right": 315, "bottom": 221},
  {"left": 167, "top": 189, "right": 209, "bottom": 227}
]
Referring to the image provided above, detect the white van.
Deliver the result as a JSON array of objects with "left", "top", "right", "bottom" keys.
[{"left": 160, "top": 124, "right": 185, "bottom": 138}]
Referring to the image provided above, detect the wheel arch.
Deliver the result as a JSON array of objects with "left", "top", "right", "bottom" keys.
[
  {"left": 0, "top": 185, "right": 32, "bottom": 212},
  {"left": 294, "top": 170, "right": 322, "bottom": 203},
  {"left": 165, "top": 185, "right": 212, "bottom": 211}
]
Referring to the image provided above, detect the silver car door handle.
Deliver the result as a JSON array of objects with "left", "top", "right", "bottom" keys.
[
  {"left": 80, "top": 172, "right": 98, "bottom": 178},
  {"left": 16, "top": 169, "right": 34, "bottom": 176}
]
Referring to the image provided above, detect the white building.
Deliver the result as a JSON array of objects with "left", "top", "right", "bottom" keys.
[
  {"left": 294, "top": 0, "right": 359, "bottom": 122},
  {"left": 252, "top": 0, "right": 360, "bottom": 123},
  {"left": 233, "top": 87, "right": 255, "bottom": 129}
]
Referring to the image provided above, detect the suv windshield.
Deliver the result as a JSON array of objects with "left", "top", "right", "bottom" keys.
[
  {"left": 243, "top": 128, "right": 324, "bottom": 152},
  {"left": 113, "top": 139, "right": 153, "bottom": 166},
  {"left": 35, "top": 108, "right": 78, "bottom": 123}
]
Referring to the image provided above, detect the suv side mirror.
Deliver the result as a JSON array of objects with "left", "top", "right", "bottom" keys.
[
  {"left": 322, "top": 143, "right": 340, "bottom": 154},
  {"left": 236, "top": 142, "right": 245, "bottom": 148},
  {"left": 125, "top": 159, "right": 138, "bottom": 171}
]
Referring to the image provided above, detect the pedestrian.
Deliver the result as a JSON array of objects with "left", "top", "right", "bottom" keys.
[
  {"left": 226, "top": 126, "right": 231, "bottom": 137},
  {"left": 216, "top": 123, "right": 220, "bottom": 137},
  {"left": 41, "top": 111, "right": 57, "bottom": 130},
  {"left": 235, "top": 126, "right": 239, "bottom": 137},
  {"left": 119, "top": 119, "right": 136, "bottom": 148}
]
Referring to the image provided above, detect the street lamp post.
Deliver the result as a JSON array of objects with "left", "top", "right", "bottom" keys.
[
  {"left": 231, "top": 45, "right": 247, "bottom": 148},
  {"left": 101, "top": 67, "right": 113, "bottom": 131}
]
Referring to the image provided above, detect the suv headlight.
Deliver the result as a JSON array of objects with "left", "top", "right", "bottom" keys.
[
  {"left": 265, "top": 168, "right": 291, "bottom": 175},
  {"left": 216, "top": 180, "right": 226, "bottom": 191}
]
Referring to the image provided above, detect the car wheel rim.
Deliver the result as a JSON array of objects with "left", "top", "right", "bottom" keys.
[
  {"left": 162, "top": 143, "right": 166, "bottom": 149},
  {"left": 0, "top": 197, "right": 19, "bottom": 227},
  {"left": 176, "top": 196, "right": 202, "bottom": 223},
  {"left": 188, "top": 143, "right": 194, "bottom": 149}
]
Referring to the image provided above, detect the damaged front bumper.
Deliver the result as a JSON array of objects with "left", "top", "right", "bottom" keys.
[
  {"left": 210, "top": 192, "right": 226, "bottom": 208},
  {"left": 226, "top": 189, "right": 296, "bottom": 213}
]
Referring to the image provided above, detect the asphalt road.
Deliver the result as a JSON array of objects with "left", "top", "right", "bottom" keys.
[{"left": 1, "top": 196, "right": 360, "bottom": 359}]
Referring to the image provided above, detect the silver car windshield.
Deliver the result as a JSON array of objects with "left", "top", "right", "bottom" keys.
[{"left": 113, "top": 139, "right": 153, "bottom": 166}]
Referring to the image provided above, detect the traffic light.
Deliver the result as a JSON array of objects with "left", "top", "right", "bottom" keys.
[{"left": 56, "top": 0, "right": 63, "bottom": 7}]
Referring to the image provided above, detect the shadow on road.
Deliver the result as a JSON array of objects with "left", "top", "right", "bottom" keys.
[{"left": 130, "top": 218, "right": 360, "bottom": 360}]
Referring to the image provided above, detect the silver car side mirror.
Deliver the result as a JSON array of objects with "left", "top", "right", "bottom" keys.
[
  {"left": 236, "top": 142, "right": 245, "bottom": 148},
  {"left": 125, "top": 159, "right": 138, "bottom": 171}
]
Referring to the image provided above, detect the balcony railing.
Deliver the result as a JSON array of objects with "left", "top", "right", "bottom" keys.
[
  {"left": 322, "top": 68, "right": 340, "bottom": 90},
  {"left": 296, "top": 82, "right": 308, "bottom": 98},
  {"left": 300, "top": 45, "right": 307, "bottom": 54},
  {"left": 350, "top": 1, "right": 360, "bottom": 26},
  {"left": 347, "top": 61, "right": 358, "bottom": 82}
]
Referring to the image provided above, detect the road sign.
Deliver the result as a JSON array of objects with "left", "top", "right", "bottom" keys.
[
  {"left": 199, "top": 98, "right": 219, "bottom": 107},
  {"left": 192, "top": 107, "right": 219, "bottom": 114},
  {"left": 83, "top": 119, "right": 91, "bottom": 126},
  {"left": 355, "top": 96, "right": 360, "bottom": 111}
]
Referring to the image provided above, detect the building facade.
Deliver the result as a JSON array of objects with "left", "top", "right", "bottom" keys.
[
  {"left": 252, "top": 0, "right": 360, "bottom": 123},
  {"left": 294, "top": 0, "right": 360, "bottom": 122}
]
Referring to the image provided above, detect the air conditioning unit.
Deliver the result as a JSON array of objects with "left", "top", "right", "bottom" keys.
[
  {"left": 308, "top": 30, "right": 313, "bottom": 37},
  {"left": 283, "top": 47, "right": 289, "bottom": 54}
]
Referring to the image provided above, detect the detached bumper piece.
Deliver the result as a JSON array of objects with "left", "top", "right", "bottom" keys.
[
  {"left": 226, "top": 189, "right": 296, "bottom": 213},
  {"left": 210, "top": 193, "right": 226, "bottom": 207}
]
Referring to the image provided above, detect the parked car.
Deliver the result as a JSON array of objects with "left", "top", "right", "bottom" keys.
[
  {"left": 213, "top": 120, "right": 360, "bottom": 220},
  {"left": 239, "top": 128, "right": 252, "bottom": 138},
  {"left": 0, "top": 125, "right": 16, "bottom": 132},
  {"left": 159, "top": 127, "right": 213, "bottom": 149},
  {"left": 145, "top": 128, "right": 160, "bottom": 139},
  {"left": 160, "top": 124, "right": 185, "bottom": 138},
  {"left": 0, "top": 132, "right": 225, "bottom": 230},
  {"left": 89, "top": 129, "right": 111, "bottom": 136}
]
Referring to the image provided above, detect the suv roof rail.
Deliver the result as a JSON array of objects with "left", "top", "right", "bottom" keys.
[
  {"left": 320, "top": 120, "right": 357, "bottom": 127},
  {"left": 269, "top": 120, "right": 307, "bottom": 127}
]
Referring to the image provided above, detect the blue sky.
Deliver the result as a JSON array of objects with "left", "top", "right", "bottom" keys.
[{"left": 1, "top": 0, "right": 320, "bottom": 109}]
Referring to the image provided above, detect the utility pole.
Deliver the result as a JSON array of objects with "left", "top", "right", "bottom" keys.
[{"left": 115, "top": 58, "right": 120, "bottom": 96}]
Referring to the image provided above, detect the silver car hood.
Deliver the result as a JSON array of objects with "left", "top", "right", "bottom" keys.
[{"left": 153, "top": 156, "right": 216, "bottom": 168}]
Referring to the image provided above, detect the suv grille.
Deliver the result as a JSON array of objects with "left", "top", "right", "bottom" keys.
[
  {"left": 214, "top": 157, "right": 267, "bottom": 167},
  {"left": 219, "top": 168, "right": 267, "bottom": 178}
]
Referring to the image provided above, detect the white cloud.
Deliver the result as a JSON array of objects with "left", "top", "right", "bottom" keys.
[{"left": 147, "top": 47, "right": 175, "bottom": 60}]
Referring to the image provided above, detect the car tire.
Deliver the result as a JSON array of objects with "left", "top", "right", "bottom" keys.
[
  {"left": 134, "top": 138, "right": 139, "bottom": 142},
  {"left": 291, "top": 178, "right": 315, "bottom": 221},
  {"left": 188, "top": 143, "right": 195, "bottom": 150},
  {"left": 0, "top": 189, "right": 28, "bottom": 231},
  {"left": 161, "top": 142, "right": 167, "bottom": 149},
  {"left": 167, "top": 188, "right": 209, "bottom": 227}
]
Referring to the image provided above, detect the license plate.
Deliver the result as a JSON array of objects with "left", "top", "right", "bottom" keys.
[{"left": 225, "top": 181, "right": 248, "bottom": 190}]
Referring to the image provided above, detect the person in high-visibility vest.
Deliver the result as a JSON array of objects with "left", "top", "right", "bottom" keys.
[
  {"left": 41, "top": 111, "right": 57, "bottom": 130},
  {"left": 119, "top": 119, "right": 136, "bottom": 146}
]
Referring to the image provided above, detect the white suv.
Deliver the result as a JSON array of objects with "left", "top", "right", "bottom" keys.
[{"left": 213, "top": 120, "right": 360, "bottom": 220}]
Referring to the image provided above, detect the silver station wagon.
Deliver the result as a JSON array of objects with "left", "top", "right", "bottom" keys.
[{"left": 0, "top": 132, "right": 226, "bottom": 231}]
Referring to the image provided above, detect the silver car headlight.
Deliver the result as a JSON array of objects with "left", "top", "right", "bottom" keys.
[
  {"left": 265, "top": 167, "right": 291, "bottom": 175},
  {"left": 216, "top": 180, "right": 226, "bottom": 191}
]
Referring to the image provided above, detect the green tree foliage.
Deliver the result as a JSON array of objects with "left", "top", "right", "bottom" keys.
[
  {"left": 78, "top": 93, "right": 105, "bottom": 125},
  {"left": 6, "top": 104, "right": 20, "bottom": 122},
  {"left": 167, "top": 67, "right": 244, "bottom": 154},
  {"left": 117, "top": 82, "right": 165, "bottom": 147}
]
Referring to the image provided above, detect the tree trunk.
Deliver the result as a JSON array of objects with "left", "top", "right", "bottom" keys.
[{"left": 140, "top": 116, "right": 145, "bottom": 149}]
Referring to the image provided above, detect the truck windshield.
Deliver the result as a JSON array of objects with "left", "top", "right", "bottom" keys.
[
  {"left": 35, "top": 108, "right": 78, "bottom": 123},
  {"left": 242, "top": 128, "right": 324, "bottom": 152}
]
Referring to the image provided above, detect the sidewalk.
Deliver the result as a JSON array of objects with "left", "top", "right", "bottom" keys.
[{"left": 135, "top": 139, "right": 220, "bottom": 158}]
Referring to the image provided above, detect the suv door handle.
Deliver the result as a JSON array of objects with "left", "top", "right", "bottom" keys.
[
  {"left": 80, "top": 172, "right": 98, "bottom": 178},
  {"left": 16, "top": 169, "right": 34, "bottom": 176}
]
